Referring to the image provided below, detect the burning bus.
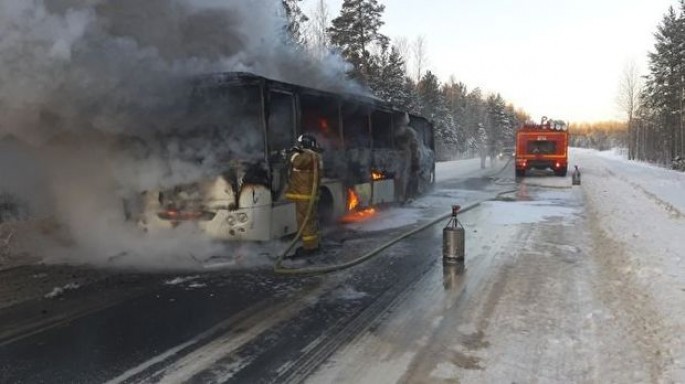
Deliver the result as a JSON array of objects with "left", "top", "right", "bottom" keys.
[{"left": 133, "top": 72, "right": 435, "bottom": 241}]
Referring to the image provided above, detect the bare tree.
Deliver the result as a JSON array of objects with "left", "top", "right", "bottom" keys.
[
  {"left": 617, "top": 60, "right": 642, "bottom": 159},
  {"left": 412, "top": 35, "right": 428, "bottom": 83},
  {"left": 307, "top": 0, "right": 330, "bottom": 60}
]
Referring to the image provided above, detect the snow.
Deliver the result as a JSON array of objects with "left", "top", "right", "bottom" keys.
[
  {"left": 44, "top": 282, "right": 80, "bottom": 299},
  {"left": 308, "top": 148, "right": 685, "bottom": 383},
  {"left": 435, "top": 157, "right": 495, "bottom": 182},
  {"left": 589, "top": 147, "right": 685, "bottom": 214},
  {"left": 331, "top": 285, "right": 367, "bottom": 300},
  {"left": 479, "top": 200, "right": 578, "bottom": 226},
  {"left": 164, "top": 276, "right": 200, "bottom": 286},
  {"left": 572, "top": 147, "right": 685, "bottom": 380}
]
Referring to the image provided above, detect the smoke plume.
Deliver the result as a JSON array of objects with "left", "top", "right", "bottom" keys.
[{"left": 0, "top": 0, "right": 359, "bottom": 269}]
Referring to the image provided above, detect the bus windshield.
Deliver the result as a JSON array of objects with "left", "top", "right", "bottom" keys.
[{"left": 170, "top": 84, "right": 265, "bottom": 167}]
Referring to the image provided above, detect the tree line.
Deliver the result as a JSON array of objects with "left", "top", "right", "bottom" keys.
[
  {"left": 620, "top": 1, "right": 685, "bottom": 166},
  {"left": 282, "top": 0, "right": 528, "bottom": 161},
  {"left": 569, "top": 121, "right": 627, "bottom": 151}
]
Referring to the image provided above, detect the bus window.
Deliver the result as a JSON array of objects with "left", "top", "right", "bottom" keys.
[
  {"left": 342, "top": 102, "right": 370, "bottom": 148},
  {"left": 300, "top": 94, "right": 342, "bottom": 150},
  {"left": 342, "top": 102, "right": 372, "bottom": 183},
  {"left": 267, "top": 91, "right": 295, "bottom": 152},
  {"left": 371, "top": 110, "right": 393, "bottom": 149}
]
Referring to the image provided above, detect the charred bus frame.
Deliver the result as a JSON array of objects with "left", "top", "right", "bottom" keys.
[{"left": 139, "top": 72, "right": 435, "bottom": 241}]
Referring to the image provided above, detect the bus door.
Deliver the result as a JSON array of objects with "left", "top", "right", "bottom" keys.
[{"left": 266, "top": 91, "right": 296, "bottom": 201}]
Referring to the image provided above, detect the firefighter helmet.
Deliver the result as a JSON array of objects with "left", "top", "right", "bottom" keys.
[{"left": 297, "top": 134, "right": 318, "bottom": 150}]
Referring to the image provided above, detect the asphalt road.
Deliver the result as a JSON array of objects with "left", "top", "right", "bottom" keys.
[{"left": 2, "top": 163, "right": 569, "bottom": 384}]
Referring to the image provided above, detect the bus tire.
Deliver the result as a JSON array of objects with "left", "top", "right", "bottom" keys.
[{"left": 317, "top": 187, "right": 334, "bottom": 225}]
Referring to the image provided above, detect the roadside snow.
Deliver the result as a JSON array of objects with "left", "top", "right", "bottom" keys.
[
  {"left": 436, "top": 158, "right": 484, "bottom": 182},
  {"left": 581, "top": 147, "right": 685, "bottom": 215},
  {"left": 574, "top": 147, "right": 685, "bottom": 380}
]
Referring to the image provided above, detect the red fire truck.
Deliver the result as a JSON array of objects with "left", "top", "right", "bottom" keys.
[{"left": 515, "top": 118, "right": 568, "bottom": 177}]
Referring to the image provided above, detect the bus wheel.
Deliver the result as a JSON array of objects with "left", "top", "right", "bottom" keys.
[{"left": 418, "top": 169, "right": 435, "bottom": 195}]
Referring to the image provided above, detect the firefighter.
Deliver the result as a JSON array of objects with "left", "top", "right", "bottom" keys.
[
  {"left": 285, "top": 134, "right": 323, "bottom": 256},
  {"left": 394, "top": 113, "right": 420, "bottom": 201}
]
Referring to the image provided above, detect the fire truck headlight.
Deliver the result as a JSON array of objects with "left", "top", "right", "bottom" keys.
[
  {"left": 227, "top": 215, "right": 236, "bottom": 226},
  {"left": 237, "top": 213, "right": 248, "bottom": 223}
]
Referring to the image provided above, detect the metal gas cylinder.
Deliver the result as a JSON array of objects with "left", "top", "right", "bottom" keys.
[
  {"left": 443, "top": 205, "right": 465, "bottom": 264},
  {"left": 572, "top": 165, "right": 581, "bottom": 185}
]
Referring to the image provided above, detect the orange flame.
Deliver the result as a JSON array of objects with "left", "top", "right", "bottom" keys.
[
  {"left": 342, "top": 188, "right": 377, "bottom": 223},
  {"left": 371, "top": 170, "right": 384, "bottom": 181},
  {"left": 318, "top": 118, "right": 330, "bottom": 134},
  {"left": 347, "top": 188, "right": 359, "bottom": 211},
  {"left": 341, "top": 208, "right": 377, "bottom": 223}
]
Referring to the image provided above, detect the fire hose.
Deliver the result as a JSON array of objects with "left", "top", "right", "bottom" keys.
[
  {"left": 274, "top": 151, "right": 322, "bottom": 275},
  {"left": 274, "top": 158, "right": 517, "bottom": 276}
]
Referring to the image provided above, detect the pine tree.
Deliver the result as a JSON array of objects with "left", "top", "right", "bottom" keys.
[
  {"left": 328, "top": 0, "right": 389, "bottom": 83},
  {"left": 485, "top": 93, "right": 508, "bottom": 156},
  {"left": 368, "top": 46, "right": 406, "bottom": 106},
  {"left": 417, "top": 71, "right": 455, "bottom": 159},
  {"left": 644, "top": 5, "right": 685, "bottom": 160},
  {"left": 282, "top": 0, "right": 309, "bottom": 45},
  {"left": 464, "top": 88, "right": 486, "bottom": 151},
  {"left": 442, "top": 80, "right": 468, "bottom": 153},
  {"left": 417, "top": 71, "right": 441, "bottom": 119},
  {"left": 399, "top": 76, "right": 420, "bottom": 114}
]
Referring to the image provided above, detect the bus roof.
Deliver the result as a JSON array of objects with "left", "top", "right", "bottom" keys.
[{"left": 192, "top": 71, "right": 430, "bottom": 123}]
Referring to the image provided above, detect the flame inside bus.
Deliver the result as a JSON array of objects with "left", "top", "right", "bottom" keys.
[
  {"left": 371, "top": 170, "right": 384, "bottom": 181},
  {"left": 347, "top": 188, "right": 359, "bottom": 211}
]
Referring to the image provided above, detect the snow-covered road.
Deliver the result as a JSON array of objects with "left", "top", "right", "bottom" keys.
[{"left": 307, "top": 148, "right": 685, "bottom": 383}]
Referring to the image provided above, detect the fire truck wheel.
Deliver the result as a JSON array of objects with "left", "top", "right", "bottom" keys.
[
  {"left": 515, "top": 169, "right": 525, "bottom": 178},
  {"left": 555, "top": 167, "right": 567, "bottom": 177}
]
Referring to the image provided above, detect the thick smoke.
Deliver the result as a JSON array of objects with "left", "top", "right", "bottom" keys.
[{"left": 0, "top": 0, "right": 359, "bottom": 269}]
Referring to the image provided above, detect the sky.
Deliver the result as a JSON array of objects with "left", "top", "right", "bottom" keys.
[{"left": 304, "top": 0, "right": 678, "bottom": 122}]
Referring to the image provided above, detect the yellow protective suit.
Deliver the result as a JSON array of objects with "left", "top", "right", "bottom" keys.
[{"left": 285, "top": 148, "right": 322, "bottom": 251}]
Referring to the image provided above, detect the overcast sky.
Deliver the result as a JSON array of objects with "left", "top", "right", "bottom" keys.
[{"left": 304, "top": 0, "right": 677, "bottom": 122}]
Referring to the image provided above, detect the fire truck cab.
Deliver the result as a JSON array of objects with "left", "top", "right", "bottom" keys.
[{"left": 515, "top": 118, "right": 569, "bottom": 177}]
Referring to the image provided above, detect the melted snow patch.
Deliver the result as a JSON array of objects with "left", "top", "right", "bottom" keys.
[
  {"left": 430, "top": 361, "right": 460, "bottom": 380},
  {"left": 164, "top": 275, "right": 200, "bottom": 286},
  {"left": 345, "top": 208, "right": 422, "bottom": 232},
  {"left": 45, "top": 282, "right": 80, "bottom": 298},
  {"left": 482, "top": 201, "right": 577, "bottom": 225},
  {"left": 332, "top": 285, "right": 368, "bottom": 300}
]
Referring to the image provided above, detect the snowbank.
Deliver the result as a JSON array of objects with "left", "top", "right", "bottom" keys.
[{"left": 574, "top": 148, "right": 685, "bottom": 380}]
